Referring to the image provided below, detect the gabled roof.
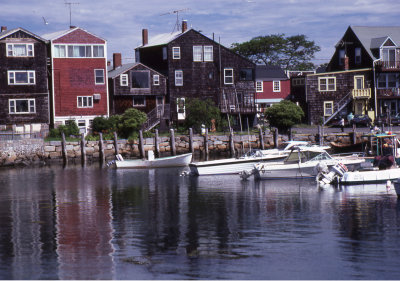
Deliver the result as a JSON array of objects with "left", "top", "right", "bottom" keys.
[
  {"left": 349, "top": 26, "right": 400, "bottom": 60},
  {"left": 0, "top": 27, "right": 48, "bottom": 42},
  {"left": 138, "top": 29, "right": 190, "bottom": 48},
  {"left": 42, "top": 26, "right": 106, "bottom": 42},
  {"left": 108, "top": 62, "right": 164, "bottom": 79},
  {"left": 255, "top": 65, "right": 287, "bottom": 80}
]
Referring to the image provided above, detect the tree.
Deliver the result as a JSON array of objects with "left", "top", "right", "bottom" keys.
[
  {"left": 264, "top": 100, "right": 304, "bottom": 133},
  {"left": 117, "top": 108, "right": 147, "bottom": 139},
  {"left": 231, "top": 34, "right": 320, "bottom": 71},
  {"left": 184, "top": 98, "right": 222, "bottom": 133}
]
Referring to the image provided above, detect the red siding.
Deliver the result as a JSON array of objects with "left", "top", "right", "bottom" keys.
[
  {"left": 53, "top": 58, "right": 108, "bottom": 117},
  {"left": 53, "top": 28, "right": 105, "bottom": 44},
  {"left": 256, "top": 79, "right": 291, "bottom": 100}
]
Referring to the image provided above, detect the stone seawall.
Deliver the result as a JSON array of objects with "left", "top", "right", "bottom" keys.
[{"left": 0, "top": 131, "right": 368, "bottom": 167}]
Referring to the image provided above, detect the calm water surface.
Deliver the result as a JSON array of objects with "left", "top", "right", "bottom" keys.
[{"left": 0, "top": 164, "right": 400, "bottom": 280}]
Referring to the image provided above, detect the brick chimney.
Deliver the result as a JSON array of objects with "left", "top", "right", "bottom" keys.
[
  {"left": 182, "top": 20, "right": 187, "bottom": 33},
  {"left": 344, "top": 55, "right": 349, "bottom": 70},
  {"left": 113, "top": 53, "right": 122, "bottom": 69},
  {"left": 142, "top": 29, "right": 148, "bottom": 46},
  {"left": 1, "top": 26, "right": 7, "bottom": 32}
]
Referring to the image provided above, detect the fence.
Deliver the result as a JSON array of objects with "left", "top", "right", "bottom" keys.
[{"left": 0, "top": 131, "right": 45, "bottom": 141}]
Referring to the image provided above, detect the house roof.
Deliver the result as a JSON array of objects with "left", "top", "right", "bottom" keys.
[
  {"left": 42, "top": 26, "right": 106, "bottom": 42},
  {"left": 138, "top": 29, "right": 190, "bottom": 48},
  {"left": 350, "top": 26, "right": 400, "bottom": 60},
  {"left": 0, "top": 27, "right": 48, "bottom": 42},
  {"left": 255, "top": 65, "right": 288, "bottom": 80},
  {"left": 108, "top": 62, "right": 165, "bottom": 78}
]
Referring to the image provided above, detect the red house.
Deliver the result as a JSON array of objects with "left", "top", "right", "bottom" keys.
[
  {"left": 255, "top": 65, "right": 291, "bottom": 113},
  {"left": 43, "top": 27, "right": 108, "bottom": 134}
]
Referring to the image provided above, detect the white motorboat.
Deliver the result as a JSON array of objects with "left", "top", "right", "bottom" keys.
[
  {"left": 113, "top": 151, "right": 192, "bottom": 168},
  {"left": 242, "top": 146, "right": 365, "bottom": 180},
  {"left": 189, "top": 150, "right": 287, "bottom": 176}
]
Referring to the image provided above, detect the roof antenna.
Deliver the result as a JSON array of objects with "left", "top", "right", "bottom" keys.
[
  {"left": 160, "top": 8, "right": 190, "bottom": 33},
  {"left": 64, "top": 1, "right": 79, "bottom": 28}
]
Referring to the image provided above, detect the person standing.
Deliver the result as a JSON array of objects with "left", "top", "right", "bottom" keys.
[{"left": 340, "top": 117, "right": 345, "bottom": 132}]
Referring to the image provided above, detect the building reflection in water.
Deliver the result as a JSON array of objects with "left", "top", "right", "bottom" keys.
[{"left": 54, "top": 167, "right": 115, "bottom": 280}]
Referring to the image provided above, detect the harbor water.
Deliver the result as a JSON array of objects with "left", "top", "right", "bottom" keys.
[{"left": 1, "top": 164, "right": 400, "bottom": 279}]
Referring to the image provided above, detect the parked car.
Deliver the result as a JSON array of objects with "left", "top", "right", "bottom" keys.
[
  {"left": 375, "top": 114, "right": 400, "bottom": 126},
  {"left": 350, "top": 114, "right": 372, "bottom": 127}
]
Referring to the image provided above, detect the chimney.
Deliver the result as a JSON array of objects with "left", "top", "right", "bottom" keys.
[
  {"left": 344, "top": 55, "right": 349, "bottom": 71},
  {"left": 182, "top": 20, "right": 187, "bottom": 33},
  {"left": 70, "top": 25, "right": 76, "bottom": 29},
  {"left": 1, "top": 26, "right": 7, "bottom": 32},
  {"left": 113, "top": 53, "right": 122, "bottom": 69},
  {"left": 142, "top": 29, "right": 148, "bottom": 46}
]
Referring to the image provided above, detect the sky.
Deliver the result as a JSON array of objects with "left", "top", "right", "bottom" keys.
[{"left": 2, "top": 0, "right": 400, "bottom": 66}]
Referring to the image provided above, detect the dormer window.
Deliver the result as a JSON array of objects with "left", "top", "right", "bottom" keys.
[{"left": 381, "top": 48, "right": 396, "bottom": 68}]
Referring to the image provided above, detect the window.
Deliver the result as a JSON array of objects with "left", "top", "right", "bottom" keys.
[
  {"left": 133, "top": 96, "right": 146, "bottom": 106},
  {"left": 7, "top": 43, "right": 34, "bottom": 57},
  {"left": 273, "top": 81, "right": 281, "bottom": 92},
  {"left": 377, "top": 73, "right": 397, "bottom": 89},
  {"left": 120, "top": 74, "right": 128, "bottom": 86},
  {"left": 318, "top": 77, "right": 336, "bottom": 91},
  {"left": 292, "top": 78, "right": 304, "bottom": 86},
  {"left": 68, "top": 45, "right": 92, "bottom": 58},
  {"left": 204, "top": 46, "right": 213, "bottom": 61},
  {"left": 95, "top": 69, "right": 105, "bottom": 84},
  {"left": 355, "top": 47, "right": 361, "bottom": 64},
  {"left": 162, "top": 47, "right": 167, "bottom": 60},
  {"left": 153, "top": 74, "right": 160, "bottom": 86},
  {"left": 256, "top": 81, "right": 263, "bottom": 92},
  {"left": 224, "top": 68, "right": 233, "bottom": 84},
  {"left": 175, "top": 70, "right": 183, "bottom": 86},
  {"left": 77, "top": 120, "right": 86, "bottom": 127},
  {"left": 172, "top": 47, "right": 180, "bottom": 59},
  {"left": 131, "top": 71, "right": 150, "bottom": 88},
  {"left": 354, "top": 76, "right": 364, "bottom": 90},
  {"left": 193, "top": 46, "right": 203, "bottom": 62},
  {"left": 77, "top": 96, "right": 93, "bottom": 108},
  {"left": 338, "top": 49, "right": 345, "bottom": 65},
  {"left": 9, "top": 99, "right": 35, "bottom": 114},
  {"left": 54, "top": 45, "right": 66, "bottom": 58},
  {"left": 93, "top": 45, "right": 104, "bottom": 57},
  {"left": 8, "top": 71, "right": 35, "bottom": 85},
  {"left": 324, "top": 101, "right": 333, "bottom": 116},
  {"left": 240, "top": 69, "right": 253, "bottom": 81}
]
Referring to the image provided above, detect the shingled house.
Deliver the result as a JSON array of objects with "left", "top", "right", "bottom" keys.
[
  {"left": 135, "top": 21, "right": 256, "bottom": 129},
  {"left": 0, "top": 26, "right": 50, "bottom": 135}
]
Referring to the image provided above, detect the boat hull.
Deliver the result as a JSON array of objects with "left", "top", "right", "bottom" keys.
[
  {"left": 340, "top": 168, "right": 400, "bottom": 184},
  {"left": 115, "top": 153, "right": 192, "bottom": 168}
]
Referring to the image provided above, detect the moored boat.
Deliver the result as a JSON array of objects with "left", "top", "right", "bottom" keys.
[{"left": 114, "top": 151, "right": 193, "bottom": 168}]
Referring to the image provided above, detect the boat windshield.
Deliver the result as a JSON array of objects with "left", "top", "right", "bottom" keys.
[
  {"left": 309, "top": 151, "right": 332, "bottom": 161},
  {"left": 284, "top": 149, "right": 332, "bottom": 163}
]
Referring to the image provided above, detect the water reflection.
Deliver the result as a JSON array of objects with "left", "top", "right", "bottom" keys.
[{"left": 0, "top": 165, "right": 399, "bottom": 279}]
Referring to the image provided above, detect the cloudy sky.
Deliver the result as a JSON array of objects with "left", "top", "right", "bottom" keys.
[{"left": 3, "top": 0, "right": 400, "bottom": 66}]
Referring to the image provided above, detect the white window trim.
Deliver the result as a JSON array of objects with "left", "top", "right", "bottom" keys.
[
  {"left": 224, "top": 68, "right": 234, "bottom": 85},
  {"left": 6, "top": 43, "right": 34, "bottom": 57},
  {"left": 133, "top": 96, "right": 146, "bottom": 107},
  {"left": 175, "top": 70, "right": 183, "bottom": 86},
  {"left": 318, "top": 77, "right": 336, "bottom": 92},
  {"left": 77, "top": 96, "right": 93, "bottom": 108},
  {"left": 324, "top": 101, "right": 334, "bottom": 116},
  {"left": 53, "top": 44, "right": 105, "bottom": 58},
  {"left": 354, "top": 75, "right": 364, "bottom": 90},
  {"left": 273, "top": 81, "right": 281, "bottom": 92},
  {"left": 193, "top": 46, "right": 203, "bottom": 62},
  {"left": 153, "top": 74, "right": 160, "bottom": 86},
  {"left": 94, "top": 69, "right": 105, "bottom": 85},
  {"left": 8, "top": 70, "right": 35, "bottom": 85},
  {"left": 204, "top": 46, "right": 213, "bottom": 62},
  {"left": 256, "top": 81, "right": 263, "bottom": 92},
  {"left": 120, "top": 74, "right": 128, "bottom": 86},
  {"left": 9, "top": 98, "right": 36, "bottom": 114},
  {"left": 172, "top": 47, "right": 181, "bottom": 59}
]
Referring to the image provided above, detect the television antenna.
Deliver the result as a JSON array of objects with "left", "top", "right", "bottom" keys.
[
  {"left": 160, "top": 8, "right": 190, "bottom": 33},
  {"left": 65, "top": 1, "right": 79, "bottom": 27}
]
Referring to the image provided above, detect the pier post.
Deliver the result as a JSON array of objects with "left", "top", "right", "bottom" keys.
[
  {"left": 274, "top": 127, "right": 279, "bottom": 148},
  {"left": 204, "top": 128, "right": 209, "bottom": 160},
  {"left": 288, "top": 127, "right": 293, "bottom": 141},
  {"left": 229, "top": 129, "right": 235, "bottom": 157},
  {"left": 113, "top": 132, "right": 118, "bottom": 156},
  {"left": 80, "top": 133, "right": 86, "bottom": 165},
  {"left": 259, "top": 127, "right": 264, "bottom": 150},
  {"left": 351, "top": 126, "right": 357, "bottom": 145},
  {"left": 61, "top": 132, "right": 68, "bottom": 165},
  {"left": 99, "top": 132, "right": 105, "bottom": 164},
  {"left": 154, "top": 129, "right": 160, "bottom": 158},
  {"left": 139, "top": 130, "right": 145, "bottom": 159},
  {"left": 170, "top": 129, "right": 176, "bottom": 156},
  {"left": 189, "top": 128, "right": 194, "bottom": 154},
  {"left": 317, "top": 125, "right": 323, "bottom": 146}
]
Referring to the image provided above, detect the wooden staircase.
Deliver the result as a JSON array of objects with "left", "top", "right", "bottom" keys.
[
  {"left": 323, "top": 92, "right": 352, "bottom": 125},
  {"left": 142, "top": 104, "right": 170, "bottom": 131}
]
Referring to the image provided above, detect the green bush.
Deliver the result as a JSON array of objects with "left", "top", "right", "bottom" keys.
[
  {"left": 184, "top": 98, "right": 222, "bottom": 133},
  {"left": 117, "top": 108, "right": 147, "bottom": 139},
  {"left": 264, "top": 100, "right": 304, "bottom": 133},
  {"left": 49, "top": 121, "right": 80, "bottom": 138}
]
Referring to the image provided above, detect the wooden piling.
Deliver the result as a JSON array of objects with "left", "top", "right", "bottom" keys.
[
  {"left": 351, "top": 126, "right": 357, "bottom": 145},
  {"left": 229, "top": 129, "right": 235, "bottom": 157},
  {"left": 154, "top": 129, "right": 160, "bottom": 158},
  {"left": 259, "top": 127, "right": 264, "bottom": 150},
  {"left": 80, "top": 133, "right": 86, "bottom": 165},
  {"left": 204, "top": 128, "right": 209, "bottom": 158},
  {"left": 273, "top": 128, "right": 279, "bottom": 148},
  {"left": 113, "top": 132, "right": 118, "bottom": 156},
  {"left": 139, "top": 130, "right": 145, "bottom": 159},
  {"left": 189, "top": 128, "right": 194, "bottom": 154},
  {"left": 61, "top": 132, "right": 68, "bottom": 165},
  {"left": 170, "top": 129, "right": 176, "bottom": 156},
  {"left": 99, "top": 132, "right": 105, "bottom": 163}
]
